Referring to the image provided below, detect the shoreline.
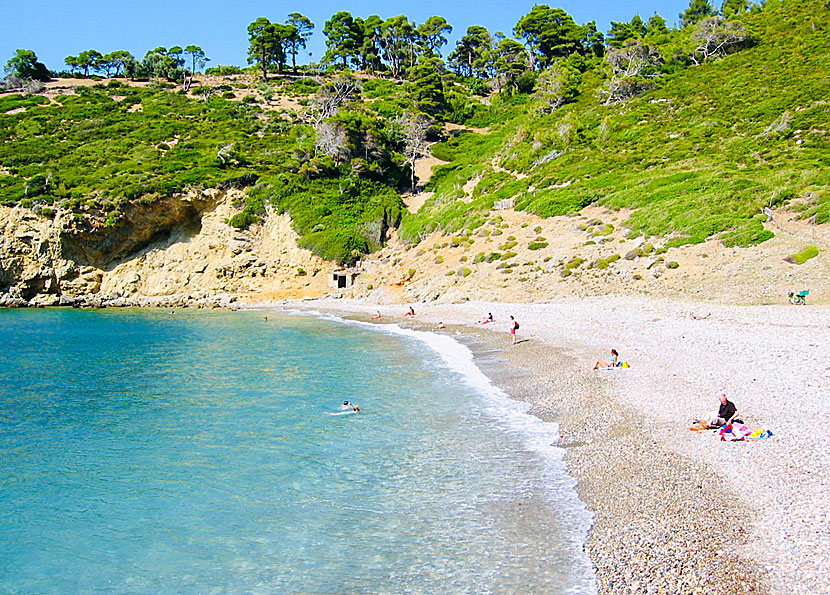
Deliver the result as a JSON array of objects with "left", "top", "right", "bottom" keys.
[{"left": 272, "top": 296, "right": 829, "bottom": 595}]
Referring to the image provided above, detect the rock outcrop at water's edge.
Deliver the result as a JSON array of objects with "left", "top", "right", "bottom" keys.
[
  {"left": 0, "top": 189, "right": 333, "bottom": 308},
  {"left": 2, "top": 188, "right": 829, "bottom": 308}
]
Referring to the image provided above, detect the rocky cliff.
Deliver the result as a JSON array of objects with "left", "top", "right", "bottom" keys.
[
  {"left": 3, "top": 187, "right": 828, "bottom": 309},
  {"left": 0, "top": 189, "right": 333, "bottom": 308}
]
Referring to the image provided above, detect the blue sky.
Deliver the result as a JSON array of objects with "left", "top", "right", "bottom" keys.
[{"left": 2, "top": 1, "right": 692, "bottom": 72}]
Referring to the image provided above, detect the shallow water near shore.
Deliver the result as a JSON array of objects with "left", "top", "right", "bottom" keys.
[{"left": 0, "top": 308, "right": 595, "bottom": 593}]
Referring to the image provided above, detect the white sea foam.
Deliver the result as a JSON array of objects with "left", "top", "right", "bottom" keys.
[{"left": 282, "top": 308, "right": 597, "bottom": 594}]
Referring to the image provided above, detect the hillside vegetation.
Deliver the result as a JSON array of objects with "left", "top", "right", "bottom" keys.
[
  {"left": 404, "top": 0, "right": 829, "bottom": 249},
  {"left": 1, "top": 0, "right": 828, "bottom": 267}
]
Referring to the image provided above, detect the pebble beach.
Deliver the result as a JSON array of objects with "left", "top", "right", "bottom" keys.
[{"left": 283, "top": 296, "right": 830, "bottom": 595}]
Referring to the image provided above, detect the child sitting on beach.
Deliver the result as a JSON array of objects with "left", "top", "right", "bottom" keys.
[
  {"left": 592, "top": 349, "right": 620, "bottom": 369},
  {"left": 478, "top": 313, "right": 494, "bottom": 324}
]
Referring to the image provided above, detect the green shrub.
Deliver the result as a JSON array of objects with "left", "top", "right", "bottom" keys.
[
  {"left": 486, "top": 252, "right": 501, "bottom": 262},
  {"left": 205, "top": 65, "right": 243, "bottom": 75},
  {"left": 229, "top": 211, "right": 261, "bottom": 229},
  {"left": 565, "top": 256, "right": 584, "bottom": 270},
  {"left": 784, "top": 245, "right": 818, "bottom": 265},
  {"left": 528, "top": 241, "right": 548, "bottom": 250}
]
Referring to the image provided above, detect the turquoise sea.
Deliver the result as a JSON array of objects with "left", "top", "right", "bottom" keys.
[{"left": 0, "top": 308, "right": 595, "bottom": 593}]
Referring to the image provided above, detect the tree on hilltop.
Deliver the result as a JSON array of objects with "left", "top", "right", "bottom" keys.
[
  {"left": 286, "top": 13, "right": 314, "bottom": 72},
  {"left": 357, "top": 15, "right": 384, "bottom": 73},
  {"left": 514, "top": 5, "right": 586, "bottom": 69},
  {"left": 492, "top": 38, "right": 530, "bottom": 94},
  {"left": 607, "top": 15, "right": 647, "bottom": 48},
  {"left": 248, "top": 17, "right": 293, "bottom": 78},
  {"left": 680, "top": 0, "right": 717, "bottom": 28},
  {"left": 721, "top": 0, "right": 749, "bottom": 19},
  {"left": 77, "top": 49, "right": 103, "bottom": 77},
  {"left": 448, "top": 25, "right": 493, "bottom": 78},
  {"left": 101, "top": 50, "right": 134, "bottom": 77},
  {"left": 323, "top": 11, "right": 363, "bottom": 68},
  {"left": 5, "top": 49, "right": 50, "bottom": 82},
  {"left": 645, "top": 14, "right": 670, "bottom": 38},
  {"left": 377, "top": 15, "right": 417, "bottom": 78},
  {"left": 417, "top": 16, "right": 453, "bottom": 58}
]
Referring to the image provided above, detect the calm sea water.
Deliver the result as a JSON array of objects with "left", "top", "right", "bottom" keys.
[{"left": 0, "top": 308, "right": 595, "bottom": 593}]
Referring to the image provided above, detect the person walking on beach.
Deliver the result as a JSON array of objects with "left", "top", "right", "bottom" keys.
[{"left": 509, "top": 316, "right": 519, "bottom": 345}]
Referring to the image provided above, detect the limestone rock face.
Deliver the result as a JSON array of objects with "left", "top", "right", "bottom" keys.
[{"left": 0, "top": 190, "right": 333, "bottom": 307}]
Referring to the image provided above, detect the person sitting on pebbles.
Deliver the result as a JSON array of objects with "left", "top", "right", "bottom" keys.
[
  {"left": 710, "top": 393, "right": 740, "bottom": 428},
  {"left": 592, "top": 349, "right": 620, "bottom": 369}
]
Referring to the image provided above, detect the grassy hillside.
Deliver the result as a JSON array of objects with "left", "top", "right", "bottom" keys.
[
  {"left": 0, "top": 77, "right": 410, "bottom": 264},
  {"left": 403, "top": 0, "right": 829, "bottom": 247},
  {"left": 1, "top": 0, "right": 827, "bottom": 268}
]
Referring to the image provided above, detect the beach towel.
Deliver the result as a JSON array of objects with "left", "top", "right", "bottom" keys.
[
  {"left": 719, "top": 423, "right": 753, "bottom": 441},
  {"left": 746, "top": 428, "right": 773, "bottom": 440}
]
